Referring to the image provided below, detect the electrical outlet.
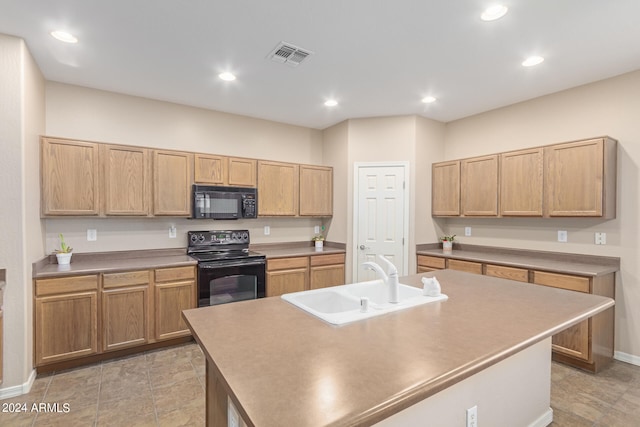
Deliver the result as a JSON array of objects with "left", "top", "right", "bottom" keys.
[
  {"left": 169, "top": 226, "right": 177, "bottom": 238},
  {"left": 557, "top": 230, "right": 567, "bottom": 243},
  {"left": 87, "top": 229, "right": 97, "bottom": 241},
  {"left": 595, "top": 232, "right": 606, "bottom": 245},
  {"left": 314, "top": 225, "right": 320, "bottom": 234},
  {"left": 466, "top": 405, "right": 478, "bottom": 427},
  {"left": 465, "top": 227, "right": 471, "bottom": 236},
  {"left": 264, "top": 225, "right": 270, "bottom": 236}
]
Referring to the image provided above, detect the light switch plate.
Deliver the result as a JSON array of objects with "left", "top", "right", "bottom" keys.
[
  {"left": 264, "top": 225, "right": 270, "bottom": 236},
  {"left": 87, "top": 229, "right": 97, "bottom": 241},
  {"left": 465, "top": 227, "right": 471, "bottom": 236},
  {"left": 314, "top": 225, "right": 320, "bottom": 234},
  {"left": 169, "top": 226, "right": 177, "bottom": 238}
]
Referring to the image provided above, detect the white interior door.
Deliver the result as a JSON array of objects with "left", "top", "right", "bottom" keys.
[{"left": 354, "top": 164, "right": 408, "bottom": 282}]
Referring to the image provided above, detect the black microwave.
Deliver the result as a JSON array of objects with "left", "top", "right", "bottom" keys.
[{"left": 192, "top": 185, "right": 257, "bottom": 219}]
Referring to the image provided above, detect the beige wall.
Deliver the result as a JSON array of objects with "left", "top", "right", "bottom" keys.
[
  {"left": 0, "top": 34, "right": 45, "bottom": 393},
  {"left": 43, "top": 83, "right": 326, "bottom": 252},
  {"left": 441, "top": 69, "right": 640, "bottom": 360}
]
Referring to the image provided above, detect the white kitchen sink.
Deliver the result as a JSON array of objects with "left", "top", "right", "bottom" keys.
[{"left": 281, "top": 280, "right": 447, "bottom": 325}]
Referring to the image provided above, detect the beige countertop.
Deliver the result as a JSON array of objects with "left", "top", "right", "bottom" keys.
[
  {"left": 183, "top": 269, "right": 614, "bottom": 427},
  {"left": 417, "top": 243, "right": 619, "bottom": 277},
  {"left": 251, "top": 241, "right": 346, "bottom": 259},
  {"left": 32, "top": 248, "right": 196, "bottom": 279}
]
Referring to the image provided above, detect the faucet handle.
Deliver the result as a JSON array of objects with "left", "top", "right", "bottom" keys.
[{"left": 377, "top": 255, "right": 398, "bottom": 276}]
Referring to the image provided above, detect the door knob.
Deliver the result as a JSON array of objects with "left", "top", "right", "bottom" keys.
[{"left": 359, "top": 245, "right": 369, "bottom": 250}]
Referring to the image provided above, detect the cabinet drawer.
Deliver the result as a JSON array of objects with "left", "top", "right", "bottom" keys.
[
  {"left": 35, "top": 275, "right": 99, "bottom": 297},
  {"left": 103, "top": 270, "right": 150, "bottom": 288},
  {"left": 310, "top": 253, "right": 345, "bottom": 267},
  {"left": 532, "top": 271, "right": 590, "bottom": 293},
  {"left": 267, "top": 257, "right": 309, "bottom": 271},
  {"left": 417, "top": 255, "right": 446, "bottom": 269},
  {"left": 485, "top": 264, "right": 529, "bottom": 283},
  {"left": 155, "top": 266, "right": 195, "bottom": 283},
  {"left": 447, "top": 259, "right": 483, "bottom": 275}
]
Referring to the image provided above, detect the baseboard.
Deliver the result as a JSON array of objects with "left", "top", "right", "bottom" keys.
[
  {"left": 614, "top": 351, "right": 640, "bottom": 367},
  {"left": 529, "top": 408, "right": 553, "bottom": 427},
  {"left": 0, "top": 369, "right": 36, "bottom": 399}
]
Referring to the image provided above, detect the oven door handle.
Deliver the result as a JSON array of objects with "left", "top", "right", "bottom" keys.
[{"left": 199, "top": 259, "right": 265, "bottom": 269}]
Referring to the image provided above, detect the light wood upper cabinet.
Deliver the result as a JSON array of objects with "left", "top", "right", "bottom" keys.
[
  {"left": 544, "top": 138, "right": 617, "bottom": 218},
  {"left": 461, "top": 155, "right": 499, "bottom": 216},
  {"left": 258, "top": 161, "right": 299, "bottom": 216},
  {"left": 299, "top": 165, "right": 333, "bottom": 216},
  {"left": 500, "top": 148, "right": 543, "bottom": 216},
  {"left": 228, "top": 157, "right": 257, "bottom": 187},
  {"left": 102, "top": 144, "right": 150, "bottom": 216},
  {"left": 432, "top": 161, "right": 460, "bottom": 216},
  {"left": 153, "top": 150, "right": 193, "bottom": 216},
  {"left": 194, "top": 154, "right": 227, "bottom": 185},
  {"left": 41, "top": 137, "right": 100, "bottom": 216}
]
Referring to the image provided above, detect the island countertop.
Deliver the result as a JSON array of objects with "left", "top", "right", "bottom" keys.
[{"left": 182, "top": 269, "right": 614, "bottom": 427}]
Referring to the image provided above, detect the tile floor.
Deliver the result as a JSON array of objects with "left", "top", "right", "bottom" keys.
[{"left": 1, "top": 343, "right": 639, "bottom": 426}]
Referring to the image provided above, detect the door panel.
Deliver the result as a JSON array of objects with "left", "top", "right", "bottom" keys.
[{"left": 356, "top": 165, "right": 406, "bottom": 282}]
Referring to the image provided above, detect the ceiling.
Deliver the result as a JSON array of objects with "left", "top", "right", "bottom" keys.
[{"left": 2, "top": 1, "right": 640, "bottom": 130}]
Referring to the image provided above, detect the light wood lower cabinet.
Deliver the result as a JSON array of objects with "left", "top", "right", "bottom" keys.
[
  {"left": 417, "top": 253, "right": 615, "bottom": 372},
  {"left": 267, "top": 253, "right": 346, "bottom": 296},
  {"left": 34, "top": 275, "right": 99, "bottom": 366},
  {"left": 102, "top": 270, "right": 150, "bottom": 351},
  {"left": 154, "top": 267, "right": 197, "bottom": 340},
  {"left": 310, "top": 254, "right": 346, "bottom": 290},
  {"left": 34, "top": 265, "right": 196, "bottom": 368},
  {"left": 266, "top": 257, "right": 309, "bottom": 297}
]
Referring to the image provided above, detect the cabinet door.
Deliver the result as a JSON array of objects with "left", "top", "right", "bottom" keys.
[
  {"left": 432, "top": 161, "right": 460, "bottom": 216},
  {"left": 258, "top": 161, "right": 299, "bottom": 216},
  {"left": 35, "top": 291, "right": 98, "bottom": 365},
  {"left": 544, "top": 139, "right": 604, "bottom": 217},
  {"left": 228, "top": 157, "right": 257, "bottom": 187},
  {"left": 103, "top": 144, "right": 150, "bottom": 215},
  {"left": 299, "top": 165, "right": 333, "bottom": 216},
  {"left": 102, "top": 270, "right": 150, "bottom": 351},
  {"left": 153, "top": 150, "right": 193, "bottom": 216},
  {"left": 532, "top": 271, "right": 591, "bottom": 361},
  {"left": 266, "top": 269, "right": 308, "bottom": 297},
  {"left": 103, "top": 285, "right": 149, "bottom": 351},
  {"left": 461, "top": 155, "right": 499, "bottom": 216},
  {"left": 155, "top": 280, "right": 195, "bottom": 340},
  {"left": 194, "top": 154, "right": 227, "bottom": 185},
  {"left": 500, "top": 148, "right": 543, "bottom": 216},
  {"left": 309, "top": 265, "right": 345, "bottom": 290},
  {"left": 41, "top": 137, "right": 100, "bottom": 216}
]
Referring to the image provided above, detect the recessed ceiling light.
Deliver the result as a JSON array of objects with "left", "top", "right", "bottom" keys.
[
  {"left": 421, "top": 96, "right": 437, "bottom": 104},
  {"left": 522, "top": 56, "right": 545, "bottom": 67},
  {"left": 50, "top": 30, "right": 78, "bottom": 44},
  {"left": 218, "top": 72, "right": 236, "bottom": 81},
  {"left": 324, "top": 100, "right": 338, "bottom": 107},
  {"left": 481, "top": 5, "right": 508, "bottom": 21}
]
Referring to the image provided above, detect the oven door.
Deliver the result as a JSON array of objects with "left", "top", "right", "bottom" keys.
[{"left": 197, "top": 259, "right": 266, "bottom": 307}]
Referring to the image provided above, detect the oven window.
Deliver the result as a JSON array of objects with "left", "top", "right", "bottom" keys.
[{"left": 210, "top": 275, "right": 257, "bottom": 305}]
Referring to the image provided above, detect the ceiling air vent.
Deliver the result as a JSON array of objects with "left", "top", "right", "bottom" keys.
[{"left": 268, "top": 42, "right": 313, "bottom": 67}]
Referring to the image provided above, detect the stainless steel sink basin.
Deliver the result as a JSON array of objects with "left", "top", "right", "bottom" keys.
[{"left": 281, "top": 279, "right": 448, "bottom": 325}]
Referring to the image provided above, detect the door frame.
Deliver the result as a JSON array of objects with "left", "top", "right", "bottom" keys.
[{"left": 352, "top": 161, "right": 410, "bottom": 282}]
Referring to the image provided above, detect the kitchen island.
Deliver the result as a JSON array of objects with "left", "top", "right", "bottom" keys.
[{"left": 182, "top": 269, "right": 614, "bottom": 427}]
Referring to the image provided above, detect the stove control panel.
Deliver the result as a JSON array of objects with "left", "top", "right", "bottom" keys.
[{"left": 188, "top": 230, "right": 250, "bottom": 247}]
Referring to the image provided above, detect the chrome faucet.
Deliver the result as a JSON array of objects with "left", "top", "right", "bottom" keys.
[{"left": 362, "top": 255, "right": 400, "bottom": 303}]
